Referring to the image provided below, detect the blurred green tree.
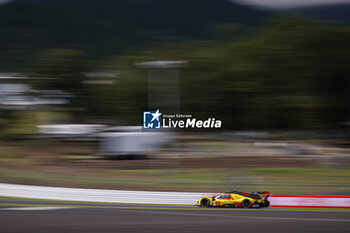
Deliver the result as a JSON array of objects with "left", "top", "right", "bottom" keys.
[
  {"left": 110, "top": 16, "right": 350, "bottom": 130},
  {"left": 14, "top": 16, "right": 350, "bottom": 131}
]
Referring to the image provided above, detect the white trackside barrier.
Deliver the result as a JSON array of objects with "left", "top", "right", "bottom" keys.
[
  {"left": 269, "top": 195, "right": 350, "bottom": 208},
  {"left": 0, "top": 183, "right": 206, "bottom": 205},
  {"left": 1, "top": 183, "right": 349, "bottom": 208}
]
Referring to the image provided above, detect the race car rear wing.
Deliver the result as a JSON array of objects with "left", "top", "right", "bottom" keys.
[{"left": 251, "top": 191, "right": 270, "bottom": 199}]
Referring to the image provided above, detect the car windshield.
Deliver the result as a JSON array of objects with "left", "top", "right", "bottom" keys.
[{"left": 217, "top": 194, "right": 230, "bottom": 199}]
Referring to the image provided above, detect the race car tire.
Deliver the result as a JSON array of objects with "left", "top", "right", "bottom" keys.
[
  {"left": 241, "top": 199, "right": 252, "bottom": 208},
  {"left": 200, "top": 198, "right": 210, "bottom": 207},
  {"left": 260, "top": 200, "right": 270, "bottom": 208}
]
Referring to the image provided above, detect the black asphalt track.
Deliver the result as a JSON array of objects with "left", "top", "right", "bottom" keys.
[{"left": 0, "top": 198, "right": 349, "bottom": 233}]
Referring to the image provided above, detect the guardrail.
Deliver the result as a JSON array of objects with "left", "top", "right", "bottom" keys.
[
  {"left": 270, "top": 195, "right": 350, "bottom": 208},
  {"left": 1, "top": 183, "right": 349, "bottom": 208},
  {"left": 0, "top": 183, "right": 204, "bottom": 205}
]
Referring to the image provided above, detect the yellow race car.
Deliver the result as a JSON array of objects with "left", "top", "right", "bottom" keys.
[{"left": 197, "top": 191, "right": 270, "bottom": 208}]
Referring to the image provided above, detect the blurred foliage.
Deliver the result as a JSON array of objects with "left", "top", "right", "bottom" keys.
[
  {"left": 29, "top": 49, "right": 88, "bottom": 92},
  {"left": 2, "top": 15, "right": 350, "bottom": 131},
  {"left": 95, "top": 16, "right": 350, "bottom": 130},
  {"left": 0, "top": 0, "right": 266, "bottom": 71}
]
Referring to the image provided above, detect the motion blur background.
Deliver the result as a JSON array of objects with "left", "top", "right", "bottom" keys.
[{"left": 0, "top": 0, "right": 350, "bottom": 195}]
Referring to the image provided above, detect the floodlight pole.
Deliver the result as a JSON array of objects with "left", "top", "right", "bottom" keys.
[{"left": 135, "top": 60, "right": 188, "bottom": 113}]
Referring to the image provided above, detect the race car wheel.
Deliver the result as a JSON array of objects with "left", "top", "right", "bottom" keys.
[
  {"left": 241, "top": 199, "right": 252, "bottom": 208},
  {"left": 200, "top": 198, "right": 210, "bottom": 207},
  {"left": 264, "top": 201, "right": 270, "bottom": 207}
]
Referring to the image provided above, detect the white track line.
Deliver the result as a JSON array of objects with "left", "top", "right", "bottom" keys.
[{"left": 2, "top": 207, "right": 76, "bottom": 211}]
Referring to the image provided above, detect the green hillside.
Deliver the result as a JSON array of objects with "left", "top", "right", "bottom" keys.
[
  {"left": 285, "top": 3, "right": 350, "bottom": 24},
  {"left": 0, "top": 0, "right": 267, "bottom": 70}
]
